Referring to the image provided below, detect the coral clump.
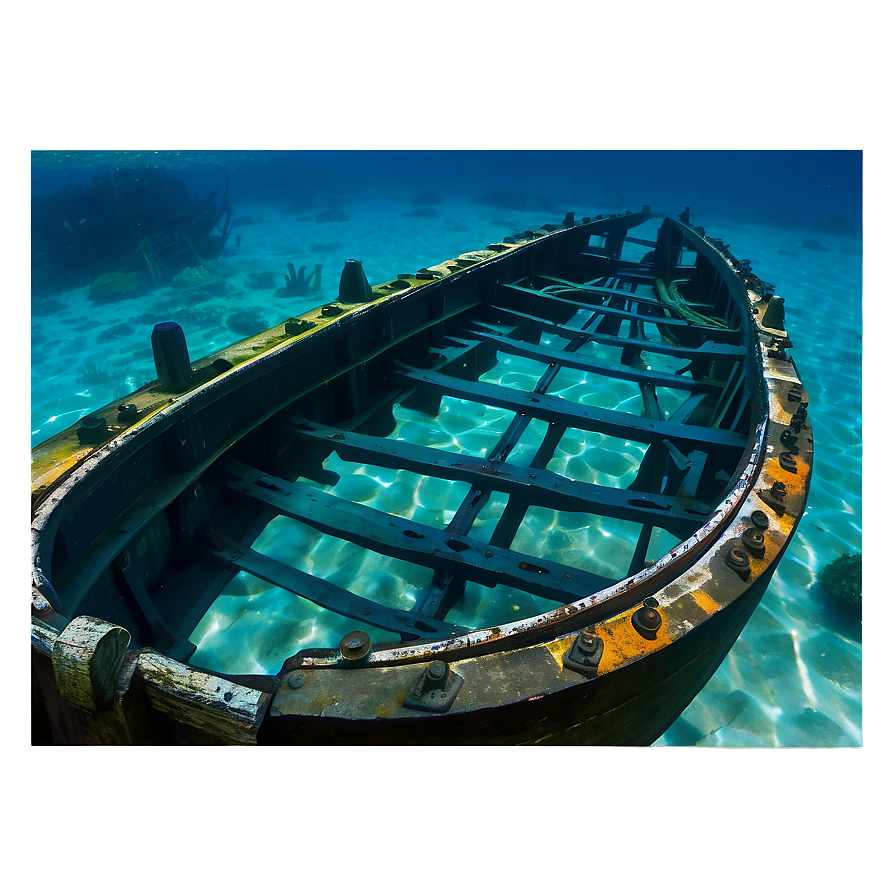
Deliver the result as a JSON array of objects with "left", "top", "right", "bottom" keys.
[
  {"left": 819, "top": 552, "right": 862, "bottom": 616},
  {"left": 226, "top": 310, "right": 269, "bottom": 335},
  {"left": 275, "top": 262, "right": 322, "bottom": 298},
  {"left": 171, "top": 265, "right": 217, "bottom": 289},
  {"left": 88, "top": 271, "right": 146, "bottom": 304}
]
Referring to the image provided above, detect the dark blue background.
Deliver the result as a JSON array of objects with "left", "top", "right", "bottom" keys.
[{"left": 0, "top": 0, "right": 894, "bottom": 896}]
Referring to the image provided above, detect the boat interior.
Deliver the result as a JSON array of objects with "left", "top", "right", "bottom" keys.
[{"left": 39, "top": 213, "right": 763, "bottom": 673}]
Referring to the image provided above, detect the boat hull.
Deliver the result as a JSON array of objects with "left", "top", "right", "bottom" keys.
[
  {"left": 31, "top": 210, "right": 813, "bottom": 745},
  {"left": 260, "top": 567, "right": 773, "bottom": 746}
]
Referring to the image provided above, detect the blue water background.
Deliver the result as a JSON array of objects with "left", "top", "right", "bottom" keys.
[{"left": 30, "top": 150, "right": 862, "bottom": 746}]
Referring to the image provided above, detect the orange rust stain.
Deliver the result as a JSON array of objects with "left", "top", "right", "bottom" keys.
[
  {"left": 691, "top": 588, "right": 722, "bottom": 616},
  {"left": 592, "top": 611, "right": 674, "bottom": 674},
  {"left": 545, "top": 634, "right": 577, "bottom": 669}
]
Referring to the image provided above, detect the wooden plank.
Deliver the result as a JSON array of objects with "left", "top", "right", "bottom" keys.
[
  {"left": 281, "top": 418, "right": 713, "bottom": 531},
  {"left": 459, "top": 323, "right": 720, "bottom": 392},
  {"left": 201, "top": 528, "right": 465, "bottom": 639},
  {"left": 484, "top": 307, "right": 744, "bottom": 357},
  {"left": 393, "top": 364, "right": 747, "bottom": 450},
  {"left": 536, "top": 275, "right": 667, "bottom": 307},
  {"left": 137, "top": 651, "right": 271, "bottom": 745},
  {"left": 215, "top": 459, "right": 616, "bottom": 603},
  {"left": 499, "top": 283, "right": 730, "bottom": 336}
]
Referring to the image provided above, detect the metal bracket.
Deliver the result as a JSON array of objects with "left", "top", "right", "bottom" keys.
[
  {"left": 403, "top": 661, "right": 463, "bottom": 713},
  {"left": 562, "top": 630, "right": 604, "bottom": 677}
]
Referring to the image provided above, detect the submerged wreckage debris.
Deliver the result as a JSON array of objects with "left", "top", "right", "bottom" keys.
[{"left": 32, "top": 166, "right": 233, "bottom": 298}]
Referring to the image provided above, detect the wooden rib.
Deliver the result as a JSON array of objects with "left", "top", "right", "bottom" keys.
[
  {"left": 456, "top": 323, "right": 722, "bottom": 392},
  {"left": 201, "top": 529, "right": 465, "bottom": 640},
  {"left": 483, "top": 306, "right": 744, "bottom": 356},
  {"left": 392, "top": 364, "right": 747, "bottom": 450},
  {"left": 281, "top": 418, "right": 712, "bottom": 533},
  {"left": 498, "top": 282, "right": 730, "bottom": 336},
  {"left": 215, "top": 459, "right": 616, "bottom": 604}
]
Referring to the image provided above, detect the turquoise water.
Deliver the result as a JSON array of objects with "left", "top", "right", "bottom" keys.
[{"left": 31, "top": 189, "right": 862, "bottom": 747}]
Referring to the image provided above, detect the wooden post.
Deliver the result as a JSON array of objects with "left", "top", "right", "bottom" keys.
[
  {"left": 35, "top": 615, "right": 159, "bottom": 744},
  {"left": 52, "top": 616, "right": 131, "bottom": 711}
]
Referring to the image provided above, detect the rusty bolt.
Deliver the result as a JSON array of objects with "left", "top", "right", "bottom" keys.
[
  {"left": 780, "top": 429, "right": 799, "bottom": 448},
  {"left": 427, "top": 661, "right": 447, "bottom": 680},
  {"left": 577, "top": 633, "right": 600, "bottom": 656},
  {"left": 725, "top": 547, "right": 752, "bottom": 577},
  {"left": 632, "top": 603, "right": 662, "bottom": 639},
  {"left": 771, "top": 481, "right": 787, "bottom": 499},
  {"left": 751, "top": 510, "right": 770, "bottom": 530},
  {"left": 742, "top": 528, "right": 766, "bottom": 558},
  {"left": 424, "top": 661, "right": 449, "bottom": 691},
  {"left": 287, "top": 671, "right": 307, "bottom": 690},
  {"left": 339, "top": 631, "right": 372, "bottom": 661},
  {"left": 780, "top": 452, "right": 798, "bottom": 474}
]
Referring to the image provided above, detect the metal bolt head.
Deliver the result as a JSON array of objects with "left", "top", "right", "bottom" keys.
[
  {"left": 751, "top": 510, "right": 770, "bottom": 530},
  {"left": 781, "top": 428, "right": 797, "bottom": 442},
  {"left": 640, "top": 608, "right": 660, "bottom": 627},
  {"left": 771, "top": 481, "right": 787, "bottom": 498},
  {"left": 725, "top": 547, "right": 752, "bottom": 576},
  {"left": 287, "top": 671, "right": 307, "bottom": 690},
  {"left": 577, "top": 633, "right": 598, "bottom": 655},
  {"left": 729, "top": 548, "right": 749, "bottom": 565},
  {"left": 632, "top": 605, "right": 662, "bottom": 638},
  {"left": 742, "top": 528, "right": 766, "bottom": 558},
  {"left": 426, "top": 661, "right": 447, "bottom": 683},
  {"left": 339, "top": 630, "right": 372, "bottom": 661}
]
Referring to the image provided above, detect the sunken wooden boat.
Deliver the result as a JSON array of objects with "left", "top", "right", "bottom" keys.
[{"left": 31, "top": 208, "right": 813, "bottom": 745}]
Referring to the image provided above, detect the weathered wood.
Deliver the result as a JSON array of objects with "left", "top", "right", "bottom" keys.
[
  {"left": 281, "top": 418, "right": 712, "bottom": 531},
  {"left": 51, "top": 615, "right": 131, "bottom": 711},
  {"left": 31, "top": 616, "right": 58, "bottom": 656},
  {"left": 483, "top": 307, "right": 744, "bottom": 356},
  {"left": 33, "top": 616, "right": 153, "bottom": 743},
  {"left": 456, "top": 323, "right": 722, "bottom": 392},
  {"left": 202, "top": 528, "right": 465, "bottom": 639},
  {"left": 499, "top": 282, "right": 729, "bottom": 336},
  {"left": 216, "top": 458, "right": 616, "bottom": 603},
  {"left": 393, "top": 363, "right": 747, "bottom": 450},
  {"left": 137, "top": 651, "right": 271, "bottom": 745}
]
